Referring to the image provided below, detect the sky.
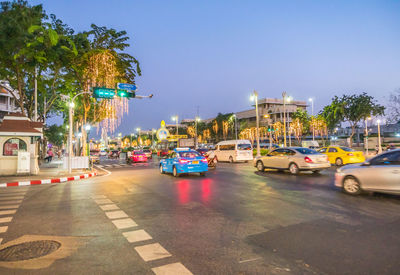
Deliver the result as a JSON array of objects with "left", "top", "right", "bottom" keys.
[{"left": 31, "top": 0, "right": 400, "bottom": 137}]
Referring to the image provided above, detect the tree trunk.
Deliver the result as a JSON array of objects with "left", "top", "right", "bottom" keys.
[{"left": 349, "top": 125, "right": 356, "bottom": 148}]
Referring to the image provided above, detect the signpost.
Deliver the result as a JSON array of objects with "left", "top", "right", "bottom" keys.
[
  {"left": 93, "top": 87, "right": 135, "bottom": 99},
  {"left": 117, "top": 83, "right": 137, "bottom": 91}
]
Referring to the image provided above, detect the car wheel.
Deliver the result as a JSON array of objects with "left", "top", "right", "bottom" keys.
[
  {"left": 159, "top": 165, "right": 164, "bottom": 174},
  {"left": 173, "top": 166, "right": 179, "bottom": 177},
  {"left": 256, "top": 161, "right": 265, "bottom": 172},
  {"left": 335, "top": 158, "right": 343, "bottom": 166},
  {"left": 289, "top": 163, "right": 299, "bottom": 175},
  {"left": 343, "top": 176, "right": 361, "bottom": 195},
  {"left": 229, "top": 156, "right": 234, "bottom": 163},
  {"left": 200, "top": 172, "right": 206, "bottom": 176}
]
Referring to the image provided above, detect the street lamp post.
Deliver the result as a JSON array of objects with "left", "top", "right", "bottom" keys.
[
  {"left": 287, "top": 96, "right": 292, "bottom": 147},
  {"left": 282, "top": 92, "right": 287, "bottom": 147},
  {"left": 309, "top": 98, "right": 315, "bottom": 141},
  {"left": 365, "top": 117, "right": 371, "bottom": 156},
  {"left": 377, "top": 119, "right": 382, "bottom": 154},
  {"left": 251, "top": 90, "right": 261, "bottom": 157},
  {"left": 172, "top": 116, "right": 179, "bottom": 135},
  {"left": 195, "top": 117, "right": 201, "bottom": 149}
]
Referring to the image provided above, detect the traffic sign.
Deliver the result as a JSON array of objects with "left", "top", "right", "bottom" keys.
[
  {"left": 117, "top": 83, "right": 137, "bottom": 91},
  {"left": 117, "top": 90, "right": 135, "bottom": 98},
  {"left": 93, "top": 87, "right": 116, "bottom": 99}
]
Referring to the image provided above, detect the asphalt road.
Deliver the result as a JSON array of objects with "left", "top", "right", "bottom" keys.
[{"left": 1, "top": 157, "right": 400, "bottom": 274}]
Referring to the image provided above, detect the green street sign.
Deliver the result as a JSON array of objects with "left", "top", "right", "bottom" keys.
[
  {"left": 117, "top": 90, "right": 135, "bottom": 98},
  {"left": 93, "top": 87, "right": 116, "bottom": 99}
]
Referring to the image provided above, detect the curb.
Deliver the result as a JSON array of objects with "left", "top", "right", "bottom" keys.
[{"left": 0, "top": 172, "right": 97, "bottom": 188}]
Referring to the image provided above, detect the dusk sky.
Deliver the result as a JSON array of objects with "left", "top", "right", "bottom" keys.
[{"left": 32, "top": 0, "right": 400, "bottom": 137}]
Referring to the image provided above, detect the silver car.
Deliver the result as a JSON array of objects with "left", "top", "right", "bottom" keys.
[
  {"left": 335, "top": 149, "right": 400, "bottom": 195},
  {"left": 254, "top": 147, "right": 331, "bottom": 174}
]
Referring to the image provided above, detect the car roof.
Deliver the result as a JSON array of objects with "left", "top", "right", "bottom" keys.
[{"left": 216, "top": 140, "right": 251, "bottom": 145}]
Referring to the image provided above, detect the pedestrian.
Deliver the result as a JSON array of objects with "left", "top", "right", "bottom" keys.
[{"left": 47, "top": 148, "right": 54, "bottom": 162}]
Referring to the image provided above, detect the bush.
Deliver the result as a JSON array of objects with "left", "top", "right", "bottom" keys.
[{"left": 253, "top": 148, "right": 270, "bottom": 156}]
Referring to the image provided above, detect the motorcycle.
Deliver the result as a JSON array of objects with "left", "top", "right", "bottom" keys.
[{"left": 207, "top": 155, "right": 218, "bottom": 168}]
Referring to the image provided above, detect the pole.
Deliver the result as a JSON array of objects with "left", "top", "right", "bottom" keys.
[
  {"left": 282, "top": 92, "right": 287, "bottom": 147},
  {"left": 311, "top": 99, "right": 315, "bottom": 141},
  {"left": 68, "top": 102, "right": 73, "bottom": 173},
  {"left": 254, "top": 90, "right": 261, "bottom": 157},
  {"left": 365, "top": 119, "right": 368, "bottom": 156},
  {"left": 288, "top": 109, "right": 291, "bottom": 147},
  {"left": 176, "top": 116, "right": 179, "bottom": 135},
  {"left": 377, "top": 121, "right": 382, "bottom": 154},
  {"left": 195, "top": 119, "right": 198, "bottom": 149},
  {"left": 34, "top": 67, "right": 38, "bottom": 121},
  {"left": 235, "top": 115, "right": 238, "bottom": 140}
]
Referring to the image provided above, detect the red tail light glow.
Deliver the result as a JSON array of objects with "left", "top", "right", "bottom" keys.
[
  {"left": 304, "top": 156, "right": 313, "bottom": 163},
  {"left": 201, "top": 158, "right": 208, "bottom": 163},
  {"left": 179, "top": 159, "right": 189, "bottom": 164}
]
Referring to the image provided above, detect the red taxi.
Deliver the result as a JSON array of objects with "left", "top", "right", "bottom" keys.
[{"left": 130, "top": 151, "right": 148, "bottom": 163}]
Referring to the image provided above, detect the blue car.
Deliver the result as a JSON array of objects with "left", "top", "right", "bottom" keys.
[{"left": 159, "top": 148, "right": 208, "bottom": 177}]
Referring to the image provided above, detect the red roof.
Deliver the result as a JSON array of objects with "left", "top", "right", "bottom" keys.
[{"left": 0, "top": 114, "right": 43, "bottom": 134}]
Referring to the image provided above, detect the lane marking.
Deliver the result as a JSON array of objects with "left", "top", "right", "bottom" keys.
[
  {"left": 0, "top": 226, "right": 8, "bottom": 233},
  {"left": 0, "top": 217, "right": 12, "bottom": 223},
  {"left": 94, "top": 165, "right": 112, "bottom": 178},
  {"left": 0, "top": 210, "right": 17, "bottom": 215},
  {"left": 0, "top": 196, "right": 24, "bottom": 200},
  {"left": 0, "top": 205, "right": 19, "bottom": 210},
  {"left": 99, "top": 204, "right": 119, "bottom": 211},
  {"left": 152, "top": 262, "right": 194, "bottom": 275},
  {"left": 111, "top": 218, "right": 138, "bottom": 230},
  {"left": 122, "top": 229, "right": 152, "bottom": 243},
  {"left": 104, "top": 210, "right": 128, "bottom": 219},
  {"left": 134, "top": 243, "right": 171, "bottom": 262},
  {"left": 0, "top": 200, "right": 23, "bottom": 204},
  {"left": 94, "top": 199, "right": 113, "bottom": 205},
  {"left": 91, "top": 195, "right": 107, "bottom": 199},
  {"left": 238, "top": 257, "right": 262, "bottom": 263}
]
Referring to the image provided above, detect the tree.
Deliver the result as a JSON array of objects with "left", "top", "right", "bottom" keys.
[
  {"left": 44, "top": 124, "right": 65, "bottom": 147},
  {"left": 320, "top": 93, "right": 385, "bottom": 147},
  {"left": 388, "top": 89, "right": 400, "bottom": 123},
  {"left": 291, "top": 108, "right": 310, "bottom": 134}
]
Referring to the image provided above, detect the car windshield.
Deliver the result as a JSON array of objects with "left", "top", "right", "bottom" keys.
[
  {"left": 294, "top": 148, "right": 319, "bottom": 155},
  {"left": 134, "top": 151, "right": 144, "bottom": 155},
  {"left": 340, "top": 147, "right": 355, "bottom": 152},
  {"left": 179, "top": 152, "right": 200, "bottom": 158},
  {"left": 237, "top": 144, "right": 252, "bottom": 150}
]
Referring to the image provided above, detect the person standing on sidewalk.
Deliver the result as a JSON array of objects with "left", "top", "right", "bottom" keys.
[{"left": 47, "top": 148, "right": 54, "bottom": 162}]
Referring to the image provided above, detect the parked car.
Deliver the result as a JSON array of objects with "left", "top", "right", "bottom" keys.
[
  {"left": 99, "top": 150, "right": 107, "bottom": 156},
  {"left": 159, "top": 148, "right": 208, "bottom": 177},
  {"left": 254, "top": 147, "right": 331, "bottom": 174},
  {"left": 259, "top": 143, "right": 279, "bottom": 149},
  {"left": 143, "top": 148, "right": 152, "bottom": 159},
  {"left": 129, "top": 151, "right": 148, "bottom": 163},
  {"left": 335, "top": 149, "right": 400, "bottom": 195},
  {"left": 214, "top": 140, "right": 253, "bottom": 163},
  {"left": 318, "top": 146, "right": 365, "bottom": 166}
]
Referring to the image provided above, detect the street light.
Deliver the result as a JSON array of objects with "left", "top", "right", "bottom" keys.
[
  {"left": 286, "top": 96, "right": 292, "bottom": 147},
  {"left": 250, "top": 90, "right": 261, "bottom": 157},
  {"left": 171, "top": 115, "right": 179, "bottom": 135},
  {"left": 365, "top": 117, "right": 371, "bottom": 156},
  {"left": 377, "top": 119, "right": 382, "bottom": 154},
  {"left": 309, "top": 98, "right": 315, "bottom": 141},
  {"left": 282, "top": 92, "right": 290, "bottom": 147},
  {"left": 230, "top": 114, "right": 238, "bottom": 140},
  {"left": 195, "top": 117, "right": 201, "bottom": 148}
]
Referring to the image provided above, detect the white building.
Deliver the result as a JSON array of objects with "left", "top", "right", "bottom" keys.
[{"left": 0, "top": 81, "right": 20, "bottom": 119}]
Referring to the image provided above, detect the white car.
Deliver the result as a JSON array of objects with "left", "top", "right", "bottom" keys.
[{"left": 214, "top": 140, "right": 253, "bottom": 163}]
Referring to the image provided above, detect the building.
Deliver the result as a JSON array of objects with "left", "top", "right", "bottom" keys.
[
  {"left": 0, "top": 81, "right": 20, "bottom": 119},
  {"left": 235, "top": 98, "right": 308, "bottom": 127}
]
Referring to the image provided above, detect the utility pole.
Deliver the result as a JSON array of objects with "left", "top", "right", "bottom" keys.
[
  {"left": 309, "top": 98, "right": 315, "bottom": 141},
  {"left": 34, "top": 67, "right": 38, "bottom": 121},
  {"left": 282, "top": 92, "right": 287, "bottom": 147},
  {"left": 252, "top": 90, "right": 261, "bottom": 157}
]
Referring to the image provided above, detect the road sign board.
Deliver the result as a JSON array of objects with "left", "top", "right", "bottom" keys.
[{"left": 117, "top": 83, "right": 137, "bottom": 91}]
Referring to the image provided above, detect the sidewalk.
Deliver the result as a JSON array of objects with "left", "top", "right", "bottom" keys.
[{"left": 0, "top": 158, "right": 101, "bottom": 187}]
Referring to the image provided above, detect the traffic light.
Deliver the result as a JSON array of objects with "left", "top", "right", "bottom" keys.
[{"left": 117, "top": 90, "right": 135, "bottom": 98}]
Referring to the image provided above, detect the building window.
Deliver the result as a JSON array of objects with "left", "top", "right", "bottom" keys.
[
  {"left": 3, "top": 138, "right": 27, "bottom": 156},
  {"left": 0, "top": 96, "right": 6, "bottom": 104}
]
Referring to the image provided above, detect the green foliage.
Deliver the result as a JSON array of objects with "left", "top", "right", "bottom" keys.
[
  {"left": 292, "top": 108, "right": 310, "bottom": 133},
  {"left": 44, "top": 124, "right": 65, "bottom": 147},
  {"left": 253, "top": 148, "right": 270, "bottom": 156}
]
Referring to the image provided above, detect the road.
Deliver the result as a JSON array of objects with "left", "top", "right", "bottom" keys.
[{"left": 0, "top": 157, "right": 400, "bottom": 274}]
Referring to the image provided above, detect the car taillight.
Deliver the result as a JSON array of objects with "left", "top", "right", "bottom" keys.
[
  {"left": 179, "top": 159, "right": 189, "bottom": 164},
  {"left": 326, "top": 156, "right": 329, "bottom": 161},
  {"left": 304, "top": 156, "right": 313, "bottom": 163},
  {"left": 201, "top": 158, "right": 208, "bottom": 163},
  {"left": 347, "top": 153, "right": 354, "bottom": 156}
]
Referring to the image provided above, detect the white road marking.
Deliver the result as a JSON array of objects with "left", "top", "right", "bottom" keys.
[
  {"left": 91, "top": 195, "right": 107, "bottom": 199},
  {"left": 238, "top": 257, "right": 262, "bottom": 263},
  {"left": 152, "top": 262, "right": 193, "bottom": 275},
  {"left": 94, "top": 199, "right": 113, "bottom": 205},
  {"left": 0, "top": 196, "right": 24, "bottom": 200},
  {"left": 0, "top": 200, "right": 23, "bottom": 204},
  {"left": 99, "top": 204, "right": 119, "bottom": 211},
  {"left": 0, "top": 217, "right": 12, "bottom": 223},
  {"left": 0, "top": 226, "right": 8, "bottom": 233},
  {"left": 0, "top": 210, "right": 17, "bottom": 215},
  {"left": 112, "top": 218, "right": 138, "bottom": 229},
  {"left": 122, "top": 229, "right": 152, "bottom": 243},
  {"left": 105, "top": 210, "right": 128, "bottom": 219},
  {"left": 134, "top": 243, "right": 171, "bottom": 261},
  {"left": 0, "top": 205, "right": 19, "bottom": 210},
  {"left": 0, "top": 192, "right": 26, "bottom": 196}
]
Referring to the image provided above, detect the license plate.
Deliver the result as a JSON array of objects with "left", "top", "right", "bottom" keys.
[{"left": 192, "top": 161, "right": 199, "bottom": 164}]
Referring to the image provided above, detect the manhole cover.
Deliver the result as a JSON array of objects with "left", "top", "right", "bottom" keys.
[{"left": 0, "top": 240, "right": 61, "bottom": 261}]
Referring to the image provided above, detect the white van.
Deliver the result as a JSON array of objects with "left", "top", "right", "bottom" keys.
[
  {"left": 214, "top": 140, "right": 253, "bottom": 163},
  {"left": 302, "top": 140, "right": 320, "bottom": 149}
]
